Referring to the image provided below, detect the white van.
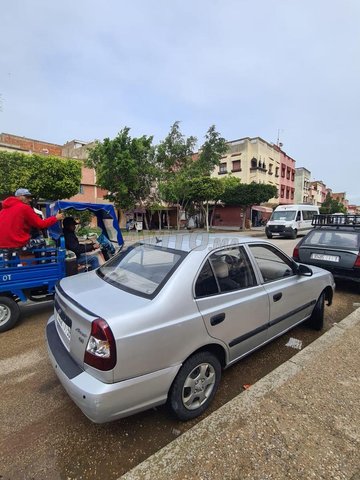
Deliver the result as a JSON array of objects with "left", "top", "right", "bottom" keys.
[{"left": 265, "top": 204, "right": 319, "bottom": 239}]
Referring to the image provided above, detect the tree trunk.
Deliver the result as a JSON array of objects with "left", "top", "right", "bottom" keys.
[{"left": 157, "top": 210, "right": 162, "bottom": 231}]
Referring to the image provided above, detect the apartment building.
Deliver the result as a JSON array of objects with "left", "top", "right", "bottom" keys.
[
  {"left": 309, "top": 180, "right": 327, "bottom": 206},
  {"left": 0, "top": 133, "right": 106, "bottom": 204},
  {"left": 294, "top": 167, "right": 311, "bottom": 203},
  {"left": 212, "top": 137, "right": 280, "bottom": 205},
  {"left": 332, "top": 192, "right": 349, "bottom": 211}
]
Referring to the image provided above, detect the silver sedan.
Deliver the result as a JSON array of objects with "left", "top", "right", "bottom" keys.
[{"left": 46, "top": 234, "right": 335, "bottom": 422}]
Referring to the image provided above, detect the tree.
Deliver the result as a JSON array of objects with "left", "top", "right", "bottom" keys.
[
  {"left": 156, "top": 122, "right": 197, "bottom": 229},
  {"left": 87, "top": 128, "right": 156, "bottom": 221},
  {"left": 0, "top": 151, "right": 82, "bottom": 200},
  {"left": 194, "top": 125, "right": 228, "bottom": 176},
  {"left": 188, "top": 176, "right": 224, "bottom": 231},
  {"left": 320, "top": 193, "right": 347, "bottom": 214},
  {"left": 220, "top": 177, "right": 278, "bottom": 229},
  {"left": 156, "top": 122, "right": 226, "bottom": 229}
]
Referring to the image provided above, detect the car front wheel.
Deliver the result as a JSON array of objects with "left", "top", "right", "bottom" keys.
[{"left": 168, "top": 351, "right": 221, "bottom": 421}]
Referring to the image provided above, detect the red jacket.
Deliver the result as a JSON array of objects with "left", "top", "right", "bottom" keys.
[{"left": 0, "top": 197, "right": 59, "bottom": 248}]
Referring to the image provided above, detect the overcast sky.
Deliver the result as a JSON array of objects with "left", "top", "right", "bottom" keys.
[{"left": 1, "top": 0, "right": 359, "bottom": 203}]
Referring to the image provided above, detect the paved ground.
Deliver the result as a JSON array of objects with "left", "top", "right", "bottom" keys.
[{"left": 122, "top": 307, "right": 360, "bottom": 480}]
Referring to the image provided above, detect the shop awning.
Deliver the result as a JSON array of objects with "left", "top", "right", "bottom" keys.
[{"left": 252, "top": 206, "right": 273, "bottom": 213}]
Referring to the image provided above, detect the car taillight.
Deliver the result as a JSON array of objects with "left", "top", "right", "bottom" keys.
[
  {"left": 293, "top": 246, "right": 300, "bottom": 261},
  {"left": 354, "top": 254, "right": 360, "bottom": 268},
  {"left": 84, "top": 318, "right": 116, "bottom": 371}
]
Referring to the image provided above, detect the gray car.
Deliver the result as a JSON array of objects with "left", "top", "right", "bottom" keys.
[
  {"left": 46, "top": 234, "right": 335, "bottom": 423},
  {"left": 293, "top": 214, "right": 360, "bottom": 284}
]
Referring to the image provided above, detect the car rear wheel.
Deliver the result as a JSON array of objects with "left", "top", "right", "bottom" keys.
[
  {"left": 0, "top": 296, "right": 20, "bottom": 333},
  {"left": 307, "top": 292, "right": 325, "bottom": 330},
  {"left": 168, "top": 351, "right": 221, "bottom": 421}
]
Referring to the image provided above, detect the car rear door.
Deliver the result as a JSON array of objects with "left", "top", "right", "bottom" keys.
[
  {"left": 248, "top": 243, "right": 317, "bottom": 339},
  {"left": 194, "top": 246, "right": 270, "bottom": 364}
]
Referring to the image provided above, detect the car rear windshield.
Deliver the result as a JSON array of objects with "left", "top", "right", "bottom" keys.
[
  {"left": 97, "top": 243, "right": 185, "bottom": 297},
  {"left": 270, "top": 211, "right": 296, "bottom": 221},
  {"left": 304, "top": 230, "right": 360, "bottom": 249}
]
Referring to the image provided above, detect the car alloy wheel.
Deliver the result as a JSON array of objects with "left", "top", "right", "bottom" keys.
[{"left": 169, "top": 351, "right": 221, "bottom": 421}]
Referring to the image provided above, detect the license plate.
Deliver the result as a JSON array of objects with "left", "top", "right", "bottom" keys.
[
  {"left": 56, "top": 311, "right": 71, "bottom": 341},
  {"left": 311, "top": 253, "right": 340, "bottom": 262}
]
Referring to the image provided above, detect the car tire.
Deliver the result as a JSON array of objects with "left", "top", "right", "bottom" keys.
[
  {"left": 266, "top": 233, "right": 273, "bottom": 239},
  {"left": 0, "top": 296, "right": 20, "bottom": 333},
  {"left": 307, "top": 292, "right": 325, "bottom": 331},
  {"left": 168, "top": 351, "right": 221, "bottom": 421},
  {"left": 290, "top": 229, "right": 298, "bottom": 239}
]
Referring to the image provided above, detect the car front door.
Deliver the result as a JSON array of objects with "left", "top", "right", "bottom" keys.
[
  {"left": 194, "top": 246, "right": 270, "bottom": 364},
  {"left": 248, "top": 243, "right": 316, "bottom": 339}
]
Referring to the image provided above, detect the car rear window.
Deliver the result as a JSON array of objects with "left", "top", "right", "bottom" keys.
[
  {"left": 304, "top": 230, "right": 359, "bottom": 249},
  {"left": 97, "top": 243, "right": 185, "bottom": 297}
]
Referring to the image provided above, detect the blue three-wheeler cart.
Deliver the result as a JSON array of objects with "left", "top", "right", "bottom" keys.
[{"left": 0, "top": 201, "right": 123, "bottom": 333}]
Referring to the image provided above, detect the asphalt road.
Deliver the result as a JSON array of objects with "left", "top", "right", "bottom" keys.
[{"left": 0, "top": 236, "right": 359, "bottom": 480}]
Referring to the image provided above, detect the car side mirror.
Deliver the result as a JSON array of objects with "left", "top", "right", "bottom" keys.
[{"left": 296, "top": 263, "right": 313, "bottom": 276}]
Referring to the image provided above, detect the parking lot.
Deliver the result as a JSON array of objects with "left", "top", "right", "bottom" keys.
[{"left": 0, "top": 236, "right": 359, "bottom": 480}]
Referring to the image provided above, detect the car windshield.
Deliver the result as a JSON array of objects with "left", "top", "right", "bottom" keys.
[
  {"left": 270, "top": 211, "right": 296, "bottom": 221},
  {"left": 304, "top": 230, "right": 359, "bottom": 249},
  {"left": 97, "top": 243, "right": 185, "bottom": 296}
]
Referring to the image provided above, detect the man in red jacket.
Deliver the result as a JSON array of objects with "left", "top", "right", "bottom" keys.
[{"left": 0, "top": 188, "right": 64, "bottom": 248}]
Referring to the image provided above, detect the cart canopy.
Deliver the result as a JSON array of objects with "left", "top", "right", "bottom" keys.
[{"left": 46, "top": 201, "right": 123, "bottom": 246}]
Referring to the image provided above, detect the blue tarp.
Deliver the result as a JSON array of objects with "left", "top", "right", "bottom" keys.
[{"left": 46, "top": 201, "right": 123, "bottom": 246}]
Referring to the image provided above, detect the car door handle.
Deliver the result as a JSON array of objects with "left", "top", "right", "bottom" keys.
[
  {"left": 210, "top": 313, "right": 226, "bottom": 326},
  {"left": 273, "top": 292, "right": 282, "bottom": 302}
]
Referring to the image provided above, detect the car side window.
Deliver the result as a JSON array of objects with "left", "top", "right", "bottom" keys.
[
  {"left": 249, "top": 244, "right": 294, "bottom": 283},
  {"left": 195, "top": 260, "right": 219, "bottom": 297},
  {"left": 210, "top": 246, "right": 256, "bottom": 293}
]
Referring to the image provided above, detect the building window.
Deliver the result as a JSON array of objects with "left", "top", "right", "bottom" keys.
[
  {"left": 79, "top": 185, "right": 84, "bottom": 194},
  {"left": 268, "top": 163, "right": 273, "bottom": 175},
  {"left": 232, "top": 160, "right": 241, "bottom": 172},
  {"left": 219, "top": 163, "right": 227, "bottom": 174},
  {"left": 275, "top": 167, "right": 279, "bottom": 177},
  {"left": 281, "top": 167, "right": 285, "bottom": 178},
  {"left": 281, "top": 187, "right": 285, "bottom": 198},
  {"left": 251, "top": 158, "right": 257, "bottom": 169}
]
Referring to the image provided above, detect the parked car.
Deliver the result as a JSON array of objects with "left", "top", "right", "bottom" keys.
[
  {"left": 293, "top": 214, "right": 360, "bottom": 284},
  {"left": 46, "top": 234, "right": 334, "bottom": 423},
  {"left": 265, "top": 204, "right": 319, "bottom": 239}
]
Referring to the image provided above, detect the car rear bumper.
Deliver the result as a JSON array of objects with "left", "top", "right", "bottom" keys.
[{"left": 46, "top": 316, "right": 181, "bottom": 423}]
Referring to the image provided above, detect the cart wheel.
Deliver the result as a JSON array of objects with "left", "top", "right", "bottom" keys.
[{"left": 0, "top": 296, "right": 20, "bottom": 333}]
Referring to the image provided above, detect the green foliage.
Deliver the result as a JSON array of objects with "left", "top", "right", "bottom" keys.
[
  {"left": 188, "top": 176, "right": 224, "bottom": 203},
  {"left": 156, "top": 121, "right": 197, "bottom": 175},
  {"left": 0, "top": 151, "right": 82, "bottom": 200},
  {"left": 87, "top": 128, "right": 155, "bottom": 211},
  {"left": 221, "top": 178, "right": 278, "bottom": 206},
  {"left": 320, "top": 193, "right": 347, "bottom": 214},
  {"left": 194, "top": 125, "right": 227, "bottom": 176}
]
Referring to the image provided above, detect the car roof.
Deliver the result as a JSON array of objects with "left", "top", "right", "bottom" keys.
[{"left": 140, "top": 233, "right": 266, "bottom": 253}]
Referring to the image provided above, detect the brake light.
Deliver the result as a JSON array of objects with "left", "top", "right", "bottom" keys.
[
  {"left": 354, "top": 254, "right": 360, "bottom": 268},
  {"left": 84, "top": 318, "right": 116, "bottom": 371},
  {"left": 293, "top": 246, "right": 300, "bottom": 261}
]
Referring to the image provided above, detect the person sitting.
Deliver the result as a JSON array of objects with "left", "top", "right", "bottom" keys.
[
  {"left": 0, "top": 188, "right": 63, "bottom": 249},
  {"left": 62, "top": 217, "right": 100, "bottom": 271}
]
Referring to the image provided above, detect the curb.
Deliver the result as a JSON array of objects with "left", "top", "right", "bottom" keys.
[{"left": 121, "top": 307, "right": 360, "bottom": 480}]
